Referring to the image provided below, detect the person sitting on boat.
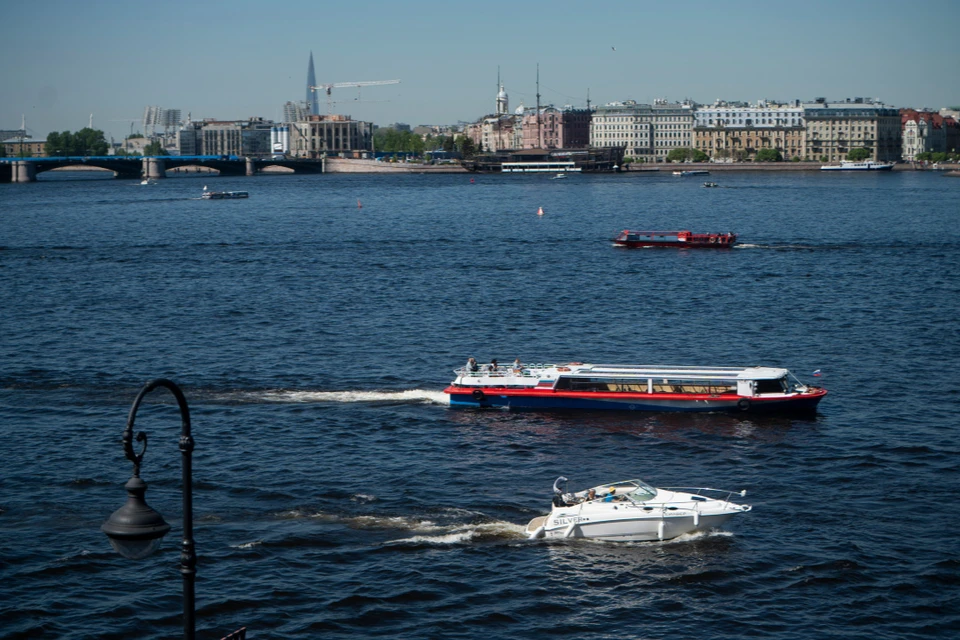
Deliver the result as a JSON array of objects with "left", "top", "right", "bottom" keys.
[
  {"left": 512, "top": 358, "right": 523, "bottom": 374},
  {"left": 484, "top": 359, "right": 499, "bottom": 372},
  {"left": 466, "top": 357, "right": 479, "bottom": 372},
  {"left": 603, "top": 487, "right": 619, "bottom": 502},
  {"left": 585, "top": 488, "right": 597, "bottom": 502}
]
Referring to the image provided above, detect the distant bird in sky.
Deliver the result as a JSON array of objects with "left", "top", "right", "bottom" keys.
[{"left": 611, "top": 46, "right": 616, "bottom": 51}]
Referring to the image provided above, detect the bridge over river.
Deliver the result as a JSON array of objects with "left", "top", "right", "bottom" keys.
[{"left": 0, "top": 155, "right": 325, "bottom": 183}]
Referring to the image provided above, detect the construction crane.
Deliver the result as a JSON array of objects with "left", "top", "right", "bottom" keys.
[{"left": 309, "top": 79, "right": 400, "bottom": 114}]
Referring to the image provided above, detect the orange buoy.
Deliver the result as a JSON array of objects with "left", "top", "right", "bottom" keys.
[
  {"left": 357, "top": 199, "right": 362, "bottom": 209},
  {"left": 537, "top": 206, "right": 544, "bottom": 216}
]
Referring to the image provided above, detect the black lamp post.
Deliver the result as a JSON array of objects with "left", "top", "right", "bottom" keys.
[{"left": 102, "top": 378, "right": 196, "bottom": 640}]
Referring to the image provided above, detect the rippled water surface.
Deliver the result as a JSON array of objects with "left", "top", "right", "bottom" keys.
[{"left": 2, "top": 170, "right": 958, "bottom": 639}]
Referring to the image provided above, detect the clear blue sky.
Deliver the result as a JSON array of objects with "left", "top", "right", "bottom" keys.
[{"left": 2, "top": 0, "right": 957, "bottom": 142}]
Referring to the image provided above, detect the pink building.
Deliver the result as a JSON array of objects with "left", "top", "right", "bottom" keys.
[{"left": 521, "top": 107, "right": 591, "bottom": 149}]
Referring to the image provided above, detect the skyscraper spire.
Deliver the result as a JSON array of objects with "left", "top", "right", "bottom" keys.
[{"left": 307, "top": 52, "right": 319, "bottom": 116}]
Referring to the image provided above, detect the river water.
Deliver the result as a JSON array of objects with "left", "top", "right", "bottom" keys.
[{"left": 1, "top": 169, "right": 958, "bottom": 639}]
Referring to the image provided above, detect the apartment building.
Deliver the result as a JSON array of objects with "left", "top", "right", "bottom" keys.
[
  {"left": 590, "top": 100, "right": 694, "bottom": 162},
  {"left": 803, "top": 98, "right": 901, "bottom": 162},
  {"left": 521, "top": 106, "right": 591, "bottom": 150},
  {"left": 693, "top": 100, "right": 805, "bottom": 160},
  {"left": 289, "top": 114, "right": 373, "bottom": 158}
]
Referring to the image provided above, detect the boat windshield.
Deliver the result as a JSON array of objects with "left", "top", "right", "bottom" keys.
[{"left": 625, "top": 480, "right": 657, "bottom": 501}]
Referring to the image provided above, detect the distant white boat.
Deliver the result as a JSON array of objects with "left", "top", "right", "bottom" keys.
[
  {"left": 201, "top": 185, "right": 249, "bottom": 199},
  {"left": 820, "top": 160, "right": 894, "bottom": 171},
  {"left": 140, "top": 178, "right": 157, "bottom": 185}
]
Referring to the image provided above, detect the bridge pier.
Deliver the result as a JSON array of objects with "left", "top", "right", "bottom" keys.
[
  {"left": 14, "top": 161, "right": 37, "bottom": 183},
  {"left": 143, "top": 157, "right": 167, "bottom": 179},
  {"left": 245, "top": 158, "right": 256, "bottom": 176}
]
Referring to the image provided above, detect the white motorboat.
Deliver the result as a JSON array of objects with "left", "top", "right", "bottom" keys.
[{"left": 525, "top": 476, "right": 751, "bottom": 542}]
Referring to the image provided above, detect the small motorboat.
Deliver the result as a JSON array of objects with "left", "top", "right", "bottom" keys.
[
  {"left": 703, "top": 182, "right": 719, "bottom": 188},
  {"left": 672, "top": 169, "right": 709, "bottom": 176},
  {"left": 525, "top": 477, "right": 751, "bottom": 542},
  {"left": 140, "top": 178, "right": 157, "bottom": 186},
  {"left": 550, "top": 172, "right": 567, "bottom": 180},
  {"left": 201, "top": 186, "right": 249, "bottom": 199}
]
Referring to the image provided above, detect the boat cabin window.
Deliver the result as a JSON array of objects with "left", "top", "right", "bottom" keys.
[
  {"left": 554, "top": 377, "right": 736, "bottom": 394},
  {"left": 755, "top": 377, "right": 788, "bottom": 395}
]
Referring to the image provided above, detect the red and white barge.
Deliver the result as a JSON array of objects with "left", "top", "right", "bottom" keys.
[{"left": 613, "top": 230, "right": 737, "bottom": 248}]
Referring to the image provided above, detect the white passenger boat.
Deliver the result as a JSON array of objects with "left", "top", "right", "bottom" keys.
[
  {"left": 525, "top": 476, "right": 751, "bottom": 542},
  {"left": 820, "top": 160, "right": 894, "bottom": 171},
  {"left": 444, "top": 363, "right": 827, "bottom": 414}
]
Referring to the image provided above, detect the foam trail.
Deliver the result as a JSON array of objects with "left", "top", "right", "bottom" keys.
[{"left": 257, "top": 389, "right": 450, "bottom": 405}]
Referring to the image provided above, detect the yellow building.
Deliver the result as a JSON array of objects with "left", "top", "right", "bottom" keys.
[
  {"left": 2, "top": 138, "right": 46, "bottom": 157},
  {"left": 803, "top": 99, "right": 901, "bottom": 162},
  {"left": 693, "top": 101, "right": 805, "bottom": 161},
  {"left": 694, "top": 125, "right": 805, "bottom": 161}
]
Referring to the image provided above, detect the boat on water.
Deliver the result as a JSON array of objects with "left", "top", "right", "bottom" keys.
[
  {"left": 703, "top": 181, "right": 719, "bottom": 188},
  {"left": 525, "top": 476, "right": 751, "bottom": 542},
  {"left": 673, "top": 169, "right": 710, "bottom": 176},
  {"left": 613, "top": 229, "right": 737, "bottom": 248},
  {"left": 140, "top": 178, "right": 157, "bottom": 185},
  {"left": 550, "top": 172, "right": 567, "bottom": 180},
  {"left": 201, "top": 186, "right": 249, "bottom": 199},
  {"left": 820, "top": 160, "right": 894, "bottom": 171},
  {"left": 444, "top": 362, "right": 827, "bottom": 413}
]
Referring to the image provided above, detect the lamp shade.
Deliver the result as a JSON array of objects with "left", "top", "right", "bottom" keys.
[{"left": 102, "top": 476, "right": 171, "bottom": 560}]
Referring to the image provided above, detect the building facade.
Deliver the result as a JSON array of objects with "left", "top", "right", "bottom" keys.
[
  {"left": 693, "top": 100, "right": 805, "bottom": 160},
  {"left": 521, "top": 106, "right": 591, "bottom": 150},
  {"left": 803, "top": 98, "right": 901, "bottom": 162},
  {"left": 2, "top": 138, "right": 45, "bottom": 157},
  {"left": 197, "top": 118, "right": 274, "bottom": 157},
  {"left": 589, "top": 100, "right": 695, "bottom": 162},
  {"left": 479, "top": 115, "right": 520, "bottom": 152},
  {"left": 900, "top": 109, "right": 948, "bottom": 160},
  {"left": 289, "top": 114, "right": 374, "bottom": 158},
  {"left": 590, "top": 101, "right": 651, "bottom": 159},
  {"left": 284, "top": 101, "right": 311, "bottom": 124},
  {"left": 650, "top": 100, "right": 696, "bottom": 161}
]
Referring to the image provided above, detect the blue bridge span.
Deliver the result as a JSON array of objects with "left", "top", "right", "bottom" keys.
[{"left": 0, "top": 155, "right": 325, "bottom": 183}]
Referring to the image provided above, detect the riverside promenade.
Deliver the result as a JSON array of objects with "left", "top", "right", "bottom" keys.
[
  {"left": 323, "top": 158, "right": 467, "bottom": 173},
  {"left": 624, "top": 161, "right": 959, "bottom": 172}
]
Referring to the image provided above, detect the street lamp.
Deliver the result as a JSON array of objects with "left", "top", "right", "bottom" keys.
[{"left": 102, "top": 378, "right": 197, "bottom": 640}]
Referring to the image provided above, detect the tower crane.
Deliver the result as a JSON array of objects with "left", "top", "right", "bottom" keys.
[{"left": 309, "top": 79, "right": 400, "bottom": 114}]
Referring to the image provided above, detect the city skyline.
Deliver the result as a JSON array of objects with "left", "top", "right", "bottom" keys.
[{"left": 1, "top": 0, "right": 957, "bottom": 143}]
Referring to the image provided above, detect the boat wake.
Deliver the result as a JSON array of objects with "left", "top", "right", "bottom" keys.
[
  {"left": 257, "top": 389, "right": 450, "bottom": 405},
  {"left": 277, "top": 507, "right": 526, "bottom": 543},
  {"left": 386, "top": 520, "right": 527, "bottom": 545},
  {"left": 202, "top": 388, "right": 450, "bottom": 405}
]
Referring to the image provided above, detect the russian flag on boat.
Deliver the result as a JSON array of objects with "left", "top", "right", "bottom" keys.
[{"left": 812, "top": 369, "right": 822, "bottom": 377}]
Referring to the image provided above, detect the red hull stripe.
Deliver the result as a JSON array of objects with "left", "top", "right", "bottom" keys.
[{"left": 443, "top": 386, "right": 828, "bottom": 403}]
